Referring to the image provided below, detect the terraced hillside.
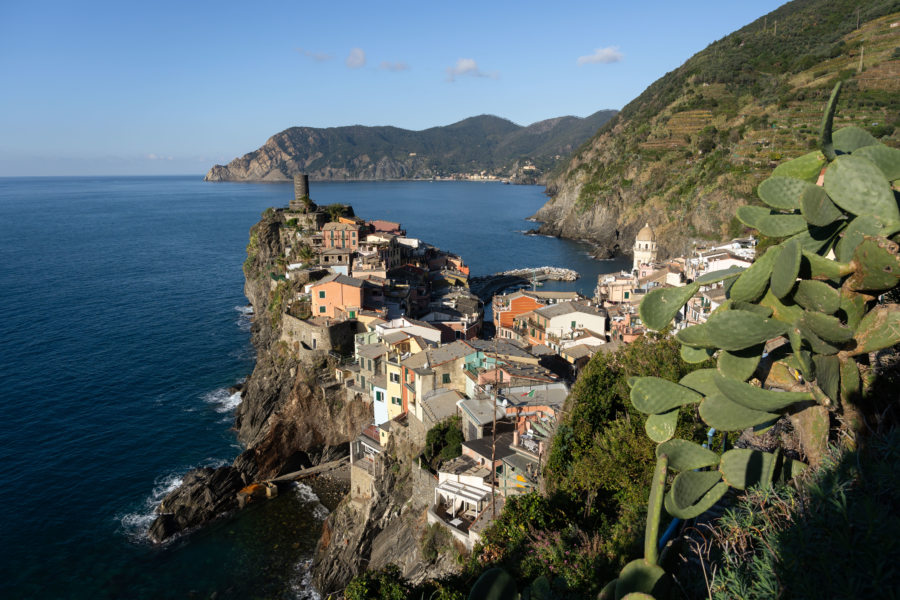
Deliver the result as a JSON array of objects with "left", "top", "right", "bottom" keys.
[{"left": 536, "top": 0, "right": 900, "bottom": 258}]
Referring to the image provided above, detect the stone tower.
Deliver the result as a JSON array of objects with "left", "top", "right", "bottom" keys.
[
  {"left": 632, "top": 223, "right": 657, "bottom": 272},
  {"left": 290, "top": 174, "right": 315, "bottom": 212}
]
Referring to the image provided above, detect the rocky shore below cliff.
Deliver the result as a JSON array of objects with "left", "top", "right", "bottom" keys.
[{"left": 147, "top": 211, "right": 371, "bottom": 544}]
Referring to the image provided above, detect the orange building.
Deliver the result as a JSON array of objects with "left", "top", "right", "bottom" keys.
[
  {"left": 322, "top": 221, "right": 363, "bottom": 251},
  {"left": 492, "top": 291, "right": 545, "bottom": 330},
  {"left": 310, "top": 274, "right": 365, "bottom": 319}
]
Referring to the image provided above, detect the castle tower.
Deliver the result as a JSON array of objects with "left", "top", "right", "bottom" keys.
[
  {"left": 633, "top": 223, "right": 657, "bottom": 272},
  {"left": 290, "top": 174, "right": 315, "bottom": 212}
]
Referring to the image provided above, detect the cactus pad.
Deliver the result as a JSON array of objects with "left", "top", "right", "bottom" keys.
[
  {"left": 757, "top": 176, "right": 806, "bottom": 210},
  {"left": 771, "top": 237, "right": 801, "bottom": 298},
  {"left": 676, "top": 323, "right": 717, "bottom": 348},
  {"left": 792, "top": 279, "right": 841, "bottom": 314},
  {"left": 851, "top": 304, "right": 900, "bottom": 355},
  {"left": 665, "top": 477, "right": 728, "bottom": 519},
  {"left": 614, "top": 559, "right": 666, "bottom": 600},
  {"left": 717, "top": 344, "right": 763, "bottom": 381},
  {"left": 832, "top": 126, "right": 878, "bottom": 153},
  {"left": 771, "top": 150, "right": 827, "bottom": 182},
  {"left": 645, "top": 409, "right": 679, "bottom": 443},
  {"left": 823, "top": 155, "right": 899, "bottom": 222},
  {"left": 699, "top": 393, "right": 779, "bottom": 431},
  {"left": 639, "top": 282, "right": 700, "bottom": 331},
  {"left": 714, "top": 373, "right": 813, "bottom": 412},
  {"left": 705, "top": 310, "right": 789, "bottom": 351},
  {"left": 680, "top": 343, "right": 714, "bottom": 363},
  {"left": 800, "top": 311, "right": 853, "bottom": 343},
  {"left": 630, "top": 377, "right": 703, "bottom": 414},
  {"left": 852, "top": 144, "right": 900, "bottom": 181},
  {"left": 718, "top": 448, "right": 777, "bottom": 490},
  {"left": 657, "top": 439, "right": 719, "bottom": 472},
  {"left": 799, "top": 184, "right": 843, "bottom": 227},
  {"left": 730, "top": 246, "right": 780, "bottom": 303}
]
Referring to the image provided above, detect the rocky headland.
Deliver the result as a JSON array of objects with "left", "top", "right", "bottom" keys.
[
  {"left": 148, "top": 211, "right": 371, "bottom": 544},
  {"left": 147, "top": 207, "right": 460, "bottom": 594},
  {"left": 204, "top": 111, "right": 616, "bottom": 184}
]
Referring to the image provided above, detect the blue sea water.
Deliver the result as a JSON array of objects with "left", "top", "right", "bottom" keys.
[{"left": 0, "top": 177, "right": 627, "bottom": 598}]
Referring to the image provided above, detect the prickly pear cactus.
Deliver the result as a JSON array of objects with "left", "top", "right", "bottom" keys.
[{"left": 623, "top": 81, "right": 900, "bottom": 591}]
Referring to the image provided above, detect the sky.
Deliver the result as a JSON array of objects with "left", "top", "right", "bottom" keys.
[{"left": 0, "top": 0, "right": 790, "bottom": 176}]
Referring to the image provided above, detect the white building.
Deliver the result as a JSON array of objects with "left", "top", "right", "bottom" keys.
[{"left": 633, "top": 223, "right": 658, "bottom": 273}]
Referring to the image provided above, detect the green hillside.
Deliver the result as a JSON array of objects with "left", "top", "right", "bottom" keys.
[
  {"left": 538, "top": 0, "right": 900, "bottom": 255},
  {"left": 205, "top": 110, "right": 616, "bottom": 183}
]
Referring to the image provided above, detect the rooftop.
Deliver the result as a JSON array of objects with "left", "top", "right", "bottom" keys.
[
  {"left": 535, "top": 301, "right": 607, "bottom": 319},
  {"left": 313, "top": 273, "right": 365, "bottom": 288},
  {"left": 462, "top": 432, "right": 515, "bottom": 462}
]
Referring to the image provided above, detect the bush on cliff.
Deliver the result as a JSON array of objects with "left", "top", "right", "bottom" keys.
[{"left": 423, "top": 416, "right": 464, "bottom": 470}]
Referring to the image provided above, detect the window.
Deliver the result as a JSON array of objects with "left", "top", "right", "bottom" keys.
[
  {"left": 391, "top": 396, "right": 401, "bottom": 405},
  {"left": 442, "top": 373, "right": 451, "bottom": 384},
  {"left": 390, "top": 373, "right": 400, "bottom": 383},
  {"left": 375, "top": 391, "right": 384, "bottom": 402},
  {"left": 360, "top": 375, "right": 366, "bottom": 388},
  {"left": 367, "top": 359, "right": 372, "bottom": 371},
  {"left": 624, "top": 291, "right": 630, "bottom": 299},
  {"left": 318, "top": 290, "right": 326, "bottom": 298},
  {"left": 319, "top": 306, "right": 326, "bottom": 313},
  {"left": 571, "top": 320, "right": 577, "bottom": 329}
]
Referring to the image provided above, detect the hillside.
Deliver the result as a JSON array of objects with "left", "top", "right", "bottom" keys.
[
  {"left": 535, "top": 0, "right": 900, "bottom": 258},
  {"left": 204, "top": 110, "right": 616, "bottom": 183}
]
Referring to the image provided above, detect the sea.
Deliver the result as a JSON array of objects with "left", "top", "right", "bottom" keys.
[{"left": 0, "top": 176, "right": 629, "bottom": 598}]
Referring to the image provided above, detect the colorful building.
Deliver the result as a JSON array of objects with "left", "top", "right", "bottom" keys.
[{"left": 310, "top": 273, "right": 365, "bottom": 319}]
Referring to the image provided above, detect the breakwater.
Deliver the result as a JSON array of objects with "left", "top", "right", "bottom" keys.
[{"left": 469, "top": 266, "right": 579, "bottom": 300}]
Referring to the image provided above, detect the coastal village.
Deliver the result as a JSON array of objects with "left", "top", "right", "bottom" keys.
[{"left": 258, "top": 175, "right": 758, "bottom": 551}]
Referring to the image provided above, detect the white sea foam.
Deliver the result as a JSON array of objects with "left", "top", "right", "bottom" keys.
[
  {"left": 117, "top": 471, "right": 184, "bottom": 542},
  {"left": 118, "top": 458, "right": 232, "bottom": 543},
  {"left": 289, "top": 559, "right": 322, "bottom": 600},
  {"left": 235, "top": 305, "right": 254, "bottom": 331},
  {"left": 203, "top": 387, "right": 242, "bottom": 413},
  {"left": 293, "top": 483, "right": 329, "bottom": 520}
]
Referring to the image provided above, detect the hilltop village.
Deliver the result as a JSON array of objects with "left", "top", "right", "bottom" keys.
[{"left": 254, "top": 175, "right": 758, "bottom": 556}]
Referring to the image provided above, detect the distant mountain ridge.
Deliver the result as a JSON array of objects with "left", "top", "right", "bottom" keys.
[
  {"left": 535, "top": 0, "right": 900, "bottom": 258},
  {"left": 204, "top": 111, "right": 617, "bottom": 183}
]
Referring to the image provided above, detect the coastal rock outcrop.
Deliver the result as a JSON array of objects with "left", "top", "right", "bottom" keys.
[
  {"left": 147, "top": 210, "right": 370, "bottom": 542},
  {"left": 313, "top": 437, "right": 460, "bottom": 595},
  {"left": 148, "top": 466, "right": 244, "bottom": 543}
]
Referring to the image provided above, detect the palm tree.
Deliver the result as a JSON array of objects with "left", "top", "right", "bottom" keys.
[
  {"left": 326, "top": 204, "right": 345, "bottom": 222},
  {"left": 298, "top": 244, "right": 316, "bottom": 263}
]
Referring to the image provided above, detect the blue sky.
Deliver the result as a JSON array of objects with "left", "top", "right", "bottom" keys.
[{"left": 0, "top": 0, "right": 788, "bottom": 176}]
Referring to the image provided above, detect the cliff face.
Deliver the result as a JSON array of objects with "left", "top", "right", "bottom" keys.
[
  {"left": 204, "top": 111, "right": 617, "bottom": 183},
  {"left": 535, "top": 4, "right": 900, "bottom": 256},
  {"left": 149, "top": 210, "right": 371, "bottom": 541},
  {"left": 313, "top": 433, "right": 460, "bottom": 595}
]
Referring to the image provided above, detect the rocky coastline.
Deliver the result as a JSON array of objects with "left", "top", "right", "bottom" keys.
[
  {"left": 148, "top": 211, "right": 371, "bottom": 545},
  {"left": 147, "top": 208, "right": 454, "bottom": 596}
]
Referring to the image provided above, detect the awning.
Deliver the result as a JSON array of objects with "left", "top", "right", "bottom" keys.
[{"left": 437, "top": 480, "right": 491, "bottom": 504}]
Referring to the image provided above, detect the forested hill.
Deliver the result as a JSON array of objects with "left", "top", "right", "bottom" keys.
[
  {"left": 535, "top": 0, "right": 900, "bottom": 258},
  {"left": 204, "top": 110, "right": 617, "bottom": 183}
]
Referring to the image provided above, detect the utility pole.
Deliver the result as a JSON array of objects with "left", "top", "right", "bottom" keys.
[
  {"left": 858, "top": 44, "right": 865, "bottom": 73},
  {"left": 491, "top": 369, "right": 499, "bottom": 518},
  {"left": 857, "top": 7, "right": 860, "bottom": 30},
  {"left": 774, "top": 20, "right": 777, "bottom": 36}
]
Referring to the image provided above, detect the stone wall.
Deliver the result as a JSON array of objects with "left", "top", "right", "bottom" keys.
[{"left": 281, "top": 315, "right": 362, "bottom": 357}]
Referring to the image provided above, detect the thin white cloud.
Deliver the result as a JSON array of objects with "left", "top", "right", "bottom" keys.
[
  {"left": 445, "top": 58, "right": 498, "bottom": 82},
  {"left": 346, "top": 47, "right": 366, "bottom": 69},
  {"left": 145, "top": 153, "right": 174, "bottom": 161},
  {"left": 379, "top": 61, "right": 410, "bottom": 72},
  {"left": 577, "top": 46, "right": 624, "bottom": 65},
  {"left": 295, "top": 47, "right": 333, "bottom": 62}
]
